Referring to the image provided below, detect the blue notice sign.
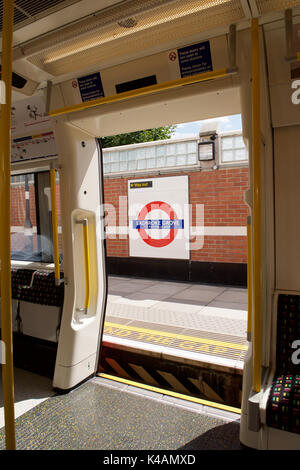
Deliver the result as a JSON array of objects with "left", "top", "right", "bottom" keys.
[
  {"left": 177, "top": 41, "right": 213, "bottom": 78},
  {"left": 77, "top": 72, "right": 104, "bottom": 102}
]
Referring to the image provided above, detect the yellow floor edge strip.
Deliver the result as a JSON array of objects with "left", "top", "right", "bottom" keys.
[
  {"left": 104, "top": 321, "right": 247, "bottom": 351},
  {"left": 98, "top": 372, "right": 241, "bottom": 415}
]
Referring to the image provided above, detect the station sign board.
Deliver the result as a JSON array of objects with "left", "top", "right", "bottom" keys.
[{"left": 128, "top": 175, "right": 189, "bottom": 259}]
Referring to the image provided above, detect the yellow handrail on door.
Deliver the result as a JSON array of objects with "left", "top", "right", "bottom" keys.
[
  {"left": 82, "top": 220, "right": 91, "bottom": 311},
  {"left": 76, "top": 219, "right": 91, "bottom": 313},
  {"left": 0, "top": 0, "right": 16, "bottom": 450},
  {"left": 251, "top": 18, "right": 262, "bottom": 394},
  {"left": 50, "top": 168, "right": 61, "bottom": 285}
]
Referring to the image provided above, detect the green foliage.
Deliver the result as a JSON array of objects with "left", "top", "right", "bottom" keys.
[{"left": 101, "top": 125, "right": 176, "bottom": 148}]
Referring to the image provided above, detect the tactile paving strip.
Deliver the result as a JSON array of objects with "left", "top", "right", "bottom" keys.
[
  {"left": 106, "top": 302, "right": 247, "bottom": 337},
  {"left": 103, "top": 319, "right": 247, "bottom": 363}
]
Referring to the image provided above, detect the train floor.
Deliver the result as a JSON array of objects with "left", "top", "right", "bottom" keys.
[
  {"left": 0, "top": 367, "right": 53, "bottom": 429},
  {"left": 0, "top": 372, "right": 241, "bottom": 450},
  {"left": 0, "top": 275, "right": 247, "bottom": 449}
]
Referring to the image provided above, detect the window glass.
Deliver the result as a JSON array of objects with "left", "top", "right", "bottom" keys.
[
  {"left": 137, "top": 160, "right": 146, "bottom": 170},
  {"left": 222, "top": 150, "right": 234, "bottom": 162},
  {"left": 235, "top": 148, "right": 247, "bottom": 160},
  {"left": 221, "top": 135, "right": 248, "bottom": 163},
  {"left": 11, "top": 173, "right": 38, "bottom": 261},
  {"left": 101, "top": 132, "right": 247, "bottom": 174},
  {"left": 11, "top": 171, "right": 62, "bottom": 263},
  {"left": 128, "top": 160, "right": 137, "bottom": 170},
  {"left": 222, "top": 137, "right": 233, "bottom": 149},
  {"left": 166, "top": 144, "right": 175, "bottom": 155}
]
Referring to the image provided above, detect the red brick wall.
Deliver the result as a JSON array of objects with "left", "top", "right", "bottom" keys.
[
  {"left": 104, "top": 177, "right": 129, "bottom": 258},
  {"left": 10, "top": 167, "right": 249, "bottom": 264},
  {"left": 11, "top": 184, "right": 37, "bottom": 227},
  {"left": 104, "top": 167, "right": 249, "bottom": 263},
  {"left": 189, "top": 168, "right": 249, "bottom": 263}
]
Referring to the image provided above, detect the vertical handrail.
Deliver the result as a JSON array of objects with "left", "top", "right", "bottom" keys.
[
  {"left": 82, "top": 220, "right": 91, "bottom": 311},
  {"left": 247, "top": 216, "right": 252, "bottom": 342},
  {"left": 50, "top": 168, "right": 60, "bottom": 285},
  {"left": 76, "top": 218, "right": 91, "bottom": 313},
  {"left": 251, "top": 18, "right": 262, "bottom": 393},
  {"left": 0, "top": 0, "right": 16, "bottom": 450}
]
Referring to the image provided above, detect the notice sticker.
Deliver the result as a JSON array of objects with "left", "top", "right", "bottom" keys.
[
  {"left": 77, "top": 72, "right": 104, "bottom": 102},
  {"left": 177, "top": 41, "right": 213, "bottom": 78},
  {"left": 130, "top": 181, "right": 153, "bottom": 189}
]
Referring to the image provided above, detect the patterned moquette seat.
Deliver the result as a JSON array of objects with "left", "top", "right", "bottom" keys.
[
  {"left": 266, "top": 294, "right": 300, "bottom": 434},
  {"left": 11, "top": 268, "right": 35, "bottom": 299},
  {"left": 16, "top": 271, "right": 64, "bottom": 307}
]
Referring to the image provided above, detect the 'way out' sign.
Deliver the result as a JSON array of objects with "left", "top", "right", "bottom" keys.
[{"left": 128, "top": 175, "right": 189, "bottom": 259}]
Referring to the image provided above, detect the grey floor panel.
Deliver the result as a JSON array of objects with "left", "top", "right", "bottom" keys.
[
  {"left": 0, "top": 367, "right": 53, "bottom": 429},
  {"left": 0, "top": 380, "right": 241, "bottom": 450}
]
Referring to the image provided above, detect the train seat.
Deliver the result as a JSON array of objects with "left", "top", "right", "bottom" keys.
[
  {"left": 11, "top": 268, "right": 35, "bottom": 299},
  {"left": 0, "top": 268, "right": 35, "bottom": 332},
  {"left": 15, "top": 270, "right": 64, "bottom": 307},
  {"left": 12, "top": 269, "right": 64, "bottom": 342},
  {"left": 266, "top": 294, "right": 300, "bottom": 434}
]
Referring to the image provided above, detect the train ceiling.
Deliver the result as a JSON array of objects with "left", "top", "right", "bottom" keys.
[{"left": 0, "top": 0, "right": 299, "bottom": 91}]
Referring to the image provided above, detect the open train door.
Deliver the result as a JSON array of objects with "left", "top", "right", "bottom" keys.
[{"left": 52, "top": 121, "right": 107, "bottom": 390}]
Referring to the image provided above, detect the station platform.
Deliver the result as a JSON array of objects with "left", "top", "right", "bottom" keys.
[{"left": 101, "top": 276, "right": 248, "bottom": 407}]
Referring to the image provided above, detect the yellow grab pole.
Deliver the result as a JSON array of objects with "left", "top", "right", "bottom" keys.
[
  {"left": 251, "top": 18, "right": 262, "bottom": 393},
  {"left": 0, "top": 0, "right": 16, "bottom": 450},
  {"left": 247, "top": 216, "right": 252, "bottom": 341},
  {"left": 50, "top": 168, "right": 60, "bottom": 285}
]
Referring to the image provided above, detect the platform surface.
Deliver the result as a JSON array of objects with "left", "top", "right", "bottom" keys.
[{"left": 104, "top": 276, "right": 248, "bottom": 370}]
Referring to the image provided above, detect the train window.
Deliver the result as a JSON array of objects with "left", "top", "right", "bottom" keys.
[
  {"left": 102, "top": 139, "right": 198, "bottom": 174},
  {"left": 11, "top": 171, "right": 62, "bottom": 263},
  {"left": 221, "top": 133, "right": 248, "bottom": 163}
]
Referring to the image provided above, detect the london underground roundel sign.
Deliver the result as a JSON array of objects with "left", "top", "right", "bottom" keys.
[{"left": 133, "top": 200, "right": 184, "bottom": 248}]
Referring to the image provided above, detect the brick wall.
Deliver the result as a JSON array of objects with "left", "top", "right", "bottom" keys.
[
  {"left": 10, "top": 167, "right": 249, "bottom": 264},
  {"left": 104, "top": 167, "right": 249, "bottom": 263},
  {"left": 11, "top": 183, "right": 36, "bottom": 227}
]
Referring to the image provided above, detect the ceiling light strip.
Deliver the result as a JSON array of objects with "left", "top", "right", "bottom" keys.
[{"left": 49, "top": 67, "right": 237, "bottom": 118}]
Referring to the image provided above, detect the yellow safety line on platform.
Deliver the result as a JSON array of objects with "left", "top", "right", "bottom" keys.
[
  {"left": 99, "top": 373, "right": 241, "bottom": 415},
  {"left": 0, "top": 0, "right": 16, "bottom": 450},
  {"left": 104, "top": 321, "right": 247, "bottom": 351},
  {"left": 49, "top": 67, "right": 235, "bottom": 118}
]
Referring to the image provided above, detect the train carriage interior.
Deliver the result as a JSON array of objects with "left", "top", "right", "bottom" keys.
[{"left": 0, "top": 0, "right": 300, "bottom": 451}]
